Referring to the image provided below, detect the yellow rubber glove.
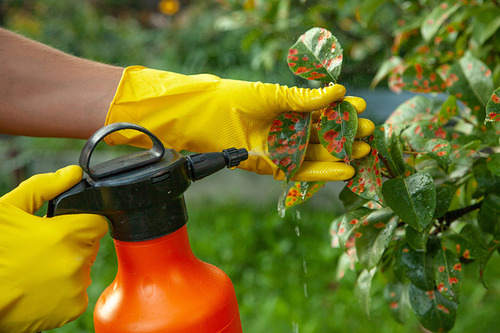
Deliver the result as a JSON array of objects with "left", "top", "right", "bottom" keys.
[
  {"left": 105, "top": 66, "right": 375, "bottom": 181},
  {"left": 0, "top": 166, "right": 108, "bottom": 333}
]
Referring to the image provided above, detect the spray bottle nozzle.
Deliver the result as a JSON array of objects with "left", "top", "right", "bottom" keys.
[{"left": 186, "top": 148, "right": 248, "bottom": 181}]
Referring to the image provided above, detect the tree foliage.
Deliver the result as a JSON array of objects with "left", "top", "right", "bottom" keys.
[{"left": 269, "top": 1, "right": 500, "bottom": 331}]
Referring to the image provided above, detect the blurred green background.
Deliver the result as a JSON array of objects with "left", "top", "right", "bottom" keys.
[{"left": 1, "top": 0, "right": 500, "bottom": 332}]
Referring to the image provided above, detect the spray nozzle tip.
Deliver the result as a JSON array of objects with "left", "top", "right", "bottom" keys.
[{"left": 222, "top": 148, "right": 249, "bottom": 168}]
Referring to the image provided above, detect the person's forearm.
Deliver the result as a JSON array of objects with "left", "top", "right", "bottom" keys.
[{"left": 0, "top": 28, "right": 123, "bottom": 139}]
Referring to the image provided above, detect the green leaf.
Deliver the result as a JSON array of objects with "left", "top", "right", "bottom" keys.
[
  {"left": 382, "top": 171, "right": 436, "bottom": 232},
  {"left": 421, "top": 1, "right": 462, "bottom": 42},
  {"left": 407, "top": 138, "right": 451, "bottom": 168},
  {"left": 406, "top": 224, "right": 431, "bottom": 252},
  {"left": 434, "top": 184, "right": 455, "bottom": 219},
  {"left": 339, "top": 184, "right": 368, "bottom": 212},
  {"left": 373, "top": 124, "right": 406, "bottom": 178},
  {"left": 477, "top": 194, "right": 500, "bottom": 234},
  {"left": 441, "top": 53, "right": 494, "bottom": 118},
  {"left": 384, "top": 283, "right": 411, "bottom": 324},
  {"left": 437, "top": 95, "right": 459, "bottom": 126},
  {"left": 371, "top": 56, "right": 403, "bottom": 88},
  {"left": 442, "top": 224, "right": 488, "bottom": 260},
  {"left": 473, "top": 157, "right": 500, "bottom": 195},
  {"left": 331, "top": 207, "right": 372, "bottom": 252},
  {"left": 409, "top": 285, "right": 457, "bottom": 332},
  {"left": 434, "top": 247, "right": 461, "bottom": 302},
  {"left": 471, "top": 5, "right": 500, "bottom": 46},
  {"left": 397, "top": 242, "right": 435, "bottom": 290},
  {"left": 385, "top": 96, "right": 433, "bottom": 129},
  {"left": 347, "top": 135, "right": 383, "bottom": 203},
  {"left": 485, "top": 87, "right": 500, "bottom": 123},
  {"left": 287, "top": 27, "right": 343, "bottom": 83},
  {"left": 355, "top": 267, "right": 377, "bottom": 316},
  {"left": 479, "top": 234, "right": 500, "bottom": 288},
  {"left": 268, "top": 111, "right": 311, "bottom": 181},
  {"left": 487, "top": 153, "right": 500, "bottom": 177},
  {"left": 317, "top": 100, "right": 358, "bottom": 162},
  {"left": 284, "top": 181, "right": 325, "bottom": 209},
  {"left": 355, "top": 208, "right": 397, "bottom": 269}
]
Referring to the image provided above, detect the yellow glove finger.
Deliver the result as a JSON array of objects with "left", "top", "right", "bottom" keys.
[
  {"left": 305, "top": 141, "right": 371, "bottom": 162},
  {"left": 274, "top": 161, "right": 355, "bottom": 182},
  {"left": 343, "top": 96, "right": 367, "bottom": 114},
  {"left": 0, "top": 165, "right": 82, "bottom": 214},
  {"left": 271, "top": 83, "right": 346, "bottom": 113}
]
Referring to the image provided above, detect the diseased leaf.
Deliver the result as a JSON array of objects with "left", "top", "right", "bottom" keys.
[
  {"left": 384, "top": 283, "right": 411, "bottom": 324},
  {"left": 268, "top": 111, "right": 311, "bottom": 181},
  {"left": 442, "top": 224, "right": 488, "bottom": 260},
  {"left": 332, "top": 207, "right": 372, "bottom": 252},
  {"left": 421, "top": 2, "right": 462, "bottom": 42},
  {"left": 385, "top": 96, "right": 434, "bottom": 130},
  {"left": 382, "top": 171, "right": 436, "bottom": 232},
  {"left": 397, "top": 242, "right": 435, "bottom": 290},
  {"left": 287, "top": 27, "right": 343, "bottom": 83},
  {"left": 434, "top": 247, "right": 461, "bottom": 302},
  {"left": 317, "top": 100, "right": 358, "bottom": 162},
  {"left": 438, "top": 95, "right": 459, "bottom": 125},
  {"left": 355, "top": 209, "right": 397, "bottom": 269},
  {"left": 441, "top": 53, "right": 494, "bottom": 120},
  {"left": 409, "top": 285, "right": 458, "bottom": 332},
  {"left": 406, "top": 138, "right": 451, "bottom": 168},
  {"left": 371, "top": 56, "right": 403, "bottom": 88},
  {"left": 347, "top": 135, "right": 383, "bottom": 203},
  {"left": 390, "top": 63, "right": 446, "bottom": 93},
  {"left": 485, "top": 87, "right": 500, "bottom": 123},
  {"left": 284, "top": 181, "right": 325, "bottom": 209},
  {"left": 373, "top": 124, "right": 406, "bottom": 178}
]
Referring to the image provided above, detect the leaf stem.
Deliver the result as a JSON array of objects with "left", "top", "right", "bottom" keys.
[
  {"left": 437, "top": 201, "right": 483, "bottom": 227},
  {"left": 378, "top": 152, "right": 397, "bottom": 179}
]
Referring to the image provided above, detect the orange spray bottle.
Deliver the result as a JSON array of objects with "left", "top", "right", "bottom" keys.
[{"left": 48, "top": 123, "right": 246, "bottom": 332}]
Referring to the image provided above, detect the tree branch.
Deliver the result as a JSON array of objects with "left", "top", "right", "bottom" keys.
[{"left": 437, "top": 201, "right": 483, "bottom": 227}]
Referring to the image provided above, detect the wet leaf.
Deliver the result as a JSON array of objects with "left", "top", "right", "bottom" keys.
[
  {"left": 355, "top": 208, "right": 397, "bottom": 269},
  {"left": 485, "top": 87, "right": 500, "bottom": 123},
  {"left": 473, "top": 157, "right": 500, "bottom": 195},
  {"left": 407, "top": 138, "right": 451, "bottom": 168},
  {"left": 268, "top": 111, "right": 311, "bottom": 181},
  {"left": 479, "top": 234, "right": 500, "bottom": 288},
  {"left": 317, "top": 100, "right": 358, "bottom": 162},
  {"left": 373, "top": 124, "right": 406, "bottom": 178},
  {"left": 382, "top": 171, "right": 436, "bottom": 232},
  {"left": 339, "top": 184, "right": 368, "bottom": 212},
  {"left": 434, "top": 184, "right": 455, "bottom": 219},
  {"left": 287, "top": 27, "right": 343, "bottom": 83},
  {"left": 397, "top": 242, "right": 435, "bottom": 290},
  {"left": 442, "top": 224, "right": 488, "bottom": 260},
  {"left": 406, "top": 224, "right": 431, "bottom": 252},
  {"left": 284, "top": 181, "right": 325, "bottom": 209},
  {"left": 434, "top": 247, "right": 461, "bottom": 302},
  {"left": 347, "top": 135, "right": 383, "bottom": 203},
  {"left": 409, "top": 285, "right": 457, "bottom": 332}
]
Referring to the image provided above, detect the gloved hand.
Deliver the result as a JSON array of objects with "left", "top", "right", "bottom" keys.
[
  {"left": 105, "top": 66, "right": 375, "bottom": 181},
  {"left": 0, "top": 166, "right": 108, "bottom": 333}
]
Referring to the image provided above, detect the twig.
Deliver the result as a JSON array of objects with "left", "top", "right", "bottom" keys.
[
  {"left": 437, "top": 201, "right": 483, "bottom": 227},
  {"left": 378, "top": 152, "right": 397, "bottom": 179}
]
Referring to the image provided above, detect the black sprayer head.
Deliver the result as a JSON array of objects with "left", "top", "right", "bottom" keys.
[
  {"left": 186, "top": 148, "right": 248, "bottom": 181},
  {"left": 48, "top": 123, "right": 248, "bottom": 242}
]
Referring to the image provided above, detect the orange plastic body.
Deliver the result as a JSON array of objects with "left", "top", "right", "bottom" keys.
[{"left": 94, "top": 225, "right": 242, "bottom": 333}]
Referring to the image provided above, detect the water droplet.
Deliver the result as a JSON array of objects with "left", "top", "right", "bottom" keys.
[
  {"left": 292, "top": 322, "right": 299, "bottom": 333},
  {"left": 303, "top": 260, "right": 308, "bottom": 274},
  {"left": 277, "top": 182, "right": 288, "bottom": 218},
  {"left": 295, "top": 225, "right": 301, "bottom": 236},
  {"left": 303, "top": 283, "right": 309, "bottom": 298}
]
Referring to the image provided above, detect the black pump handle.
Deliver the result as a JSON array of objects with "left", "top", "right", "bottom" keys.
[{"left": 80, "top": 123, "right": 165, "bottom": 180}]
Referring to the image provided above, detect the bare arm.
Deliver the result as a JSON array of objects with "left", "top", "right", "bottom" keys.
[{"left": 0, "top": 28, "right": 123, "bottom": 139}]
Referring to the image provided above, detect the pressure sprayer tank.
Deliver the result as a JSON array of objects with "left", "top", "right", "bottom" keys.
[{"left": 48, "top": 123, "right": 247, "bottom": 333}]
